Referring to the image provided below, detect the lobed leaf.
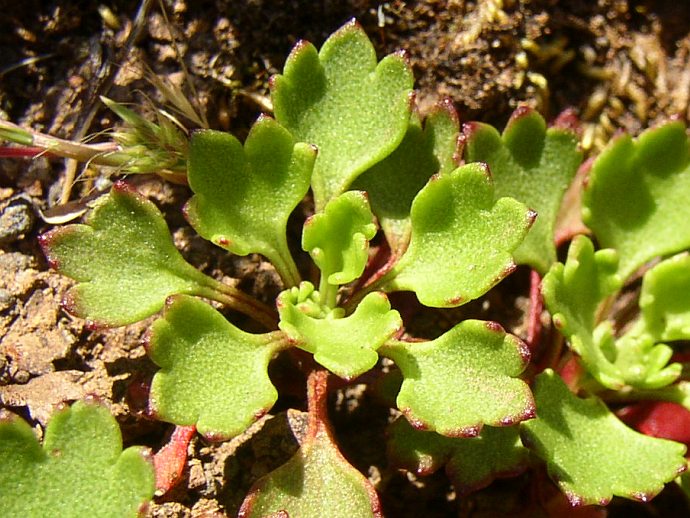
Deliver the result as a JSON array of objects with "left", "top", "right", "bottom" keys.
[
  {"left": 380, "top": 320, "right": 534, "bottom": 437},
  {"left": 353, "top": 100, "right": 460, "bottom": 256},
  {"left": 147, "top": 295, "right": 286, "bottom": 440},
  {"left": 0, "top": 399, "right": 154, "bottom": 517},
  {"left": 384, "top": 162, "right": 534, "bottom": 307},
  {"left": 582, "top": 121, "right": 690, "bottom": 281},
  {"left": 387, "top": 417, "right": 529, "bottom": 496},
  {"left": 640, "top": 253, "right": 690, "bottom": 341},
  {"left": 610, "top": 321, "right": 681, "bottom": 390},
  {"left": 541, "top": 235, "right": 625, "bottom": 388},
  {"left": 302, "top": 191, "right": 377, "bottom": 287},
  {"left": 239, "top": 369, "right": 381, "bottom": 518},
  {"left": 271, "top": 19, "right": 414, "bottom": 209},
  {"left": 463, "top": 106, "right": 582, "bottom": 274},
  {"left": 521, "top": 370, "right": 687, "bottom": 506},
  {"left": 39, "top": 182, "right": 228, "bottom": 327},
  {"left": 186, "top": 117, "right": 316, "bottom": 286},
  {"left": 278, "top": 284, "right": 401, "bottom": 380}
]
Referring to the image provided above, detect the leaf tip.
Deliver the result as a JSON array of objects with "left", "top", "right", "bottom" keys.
[
  {"left": 402, "top": 409, "right": 429, "bottom": 431},
  {"left": 112, "top": 179, "right": 137, "bottom": 194},
  {"left": 551, "top": 108, "right": 581, "bottom": 134},
  {"left": 202, "top": 430, "right": 232, "bottom": 442},
  {"left": 484, "top": 321, "right": 505, "bottom": 333},
  {"left": 38, "top": 230, "right": 60, "bottom": 269}
]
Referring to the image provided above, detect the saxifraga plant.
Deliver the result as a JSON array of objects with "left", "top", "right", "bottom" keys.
[{"left": 2, "top": 18, "right": 690, "bottom": 517}]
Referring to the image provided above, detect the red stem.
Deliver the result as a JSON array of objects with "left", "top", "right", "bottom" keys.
[
  {"left": 526, "top": 269, "right": 543, "bottom": 356},
  {"left": 153, "top": 425, "right": 196, "bottom": 497}
]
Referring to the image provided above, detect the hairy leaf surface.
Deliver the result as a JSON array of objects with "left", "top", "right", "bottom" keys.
[
  {"left": 542, "top": 235, "right": 625, "bottom": 388},
  {"left": 353, "top": 100, "right": 460, "bottom": 255},
  {"left": 640, "top": 253, "right": 690, "bottom": 341},
  {"left": 0, "top": 400, "right": 154, "bottom": 517},
  {"left": 463, "top": 106, "right": 582, "bottom": 273},
  {"left": 186, "top": 117, "right": 316, "bottom": 286},
  {"left": 521, "top": 370, "right": 687, "bottom": 506},
  {"left": 302, "top": 191, "right": 377, "bottom": 287},
  {"left": 381, "top": 320, "right": 534, "bottom": 436},
  {"left": 582, "top": 122, "right": 690, "bottom": 280},
  {"left": 278, "top": 285, "right": 401, "bottom": 379},
  {"left": 271, "top": 19, "right": 414, "bottom": 209},
  {"left": 387, "top": 417, "right": 529, "bottom": 495},
  {"left": 40, "top": 183, "right": 230, "bottom": 326},
  {"left": 148, "top": 295, "right": 285, "bottom": 440},
  {"left": 385, "top": 162, "right": 534, "bottom": 307}
]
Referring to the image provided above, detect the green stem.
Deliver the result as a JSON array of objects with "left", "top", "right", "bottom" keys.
[
  {"left": 318, "top": 275, "right": 338, "bottom": 309},
  {"left": 194, "top": 282, "right": 278, "bottom": 330},
  {"left": 271, "top": 249, "right": 302, "bottom": 289}
]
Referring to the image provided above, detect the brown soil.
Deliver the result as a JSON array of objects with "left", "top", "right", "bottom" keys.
[{"left": 1, "top": 1, "right": 690, "bottom": 516}]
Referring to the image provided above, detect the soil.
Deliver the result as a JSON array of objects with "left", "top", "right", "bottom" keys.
[{"left": 1, "top": 1, "right": 690, "bottom": 517}]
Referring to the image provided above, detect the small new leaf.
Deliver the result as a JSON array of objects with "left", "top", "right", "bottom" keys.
[
  {"left": 186, "top": 117, "right": 316, "bottom": 286},
  {"left": 380, "top": 320, "right": 534, "bottom": 436},
  {"left": 387, "top": 417, "right": 529, "bottom": 496},
  {"left": 302, "top": 191, "right": 377, "bottom": 287},
  {"left": 521, "top": 370, "right": 687, "bottom": 506},
  {"left": 463, "top": 106, "right": 582, "bottom": 273},
  {"left": 385, "top": 162, "right": 534, "bottom": 307},
  {"left": 542, "top": 235, "right": 625, "bottom": 388},
  {"left": 582, "top": 121, "right": 690, "bottom": 280},
  {"left": 271, "top": 19, "right": 414, "bottom": 209},
  {"left": 278, "top": 284, "right": 401, "bottom": 380},
  {"left": 147, "top": 295, "right": 285, "bottom": 440},
  {"left": 0, "top": 400, "right": 154, "bottom": 517},
  {"left": 353, "top": 100, "right": 460, "bottom": 256},
  {"left": 40, "top": 183, "right": 228, "bottom": 327},
  {"left": 640, "top": 253, "right": 690, "bottom": 341}
]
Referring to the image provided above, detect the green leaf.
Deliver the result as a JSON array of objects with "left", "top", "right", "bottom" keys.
[
  {"left": 384, "top": 162, "right": 534, "bottom": 307},
  {"left": 463, "top": 106, "right": 582, "bottom": 274},
  {"left": 541, "top": 235, "right": 625, "bottom": 388},
  {"left": 271, "top": 19, "right": 414, "bottom": 210},
  {"left": 353, "top": 100, "right": 460, "bottom": 256},
  {"left": 147, "top": 295, "right": 286, "bottom": 440},
  {"left": 640, "top": 252, "right": 690, "bottom": 341},
  {"left": 302, "top": 191, "right": 377, "bottom": 290},
  {"left": 239, "top": 403, "right": 380, "bottom": 518},
  {"left": 582, "top": 121, "right": 690, "bottom": 281},
  {"left": 611, "top": 321, "right": 681, "bottom": 390},
  {"left": 387, "top": 417, "right": 529, "bottom": 496},
  {"left": 521, "top": 370, "right": 687, "bottom": 506},
  {"left": 278, "top": 283, "right": 401, "bottom": 380},
  {"left": 0, "top": 399, "right": 154, "bottom": 517},
  {"left": 186, "top": 117, "right": 316, "bottom": 286},
  {"left": 40, "top": 182, "right": 231, "bottom": 327},
  {"left": 380, "top": 320, "right": 534, "bottom": 436}
]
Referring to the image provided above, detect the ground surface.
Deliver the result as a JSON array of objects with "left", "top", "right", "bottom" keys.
[{"left": 1, "top": 1, "right": 690, "bottom": 516}]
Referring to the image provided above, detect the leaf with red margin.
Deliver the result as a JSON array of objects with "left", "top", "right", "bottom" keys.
[
  {"left": 239, "top": 370, "right": 381, "bottom": 518},
  {"left": 271, "top": 18, "right": 414, "bottom": 210},
  {"left": 39, "top": 182, "right": 236, "bottom": 327},
  {"left": 0, "top": 398, "right": 154, "bottom": 517},
  {"left": 147, "top": 295, "right": 288, "bottom": 440},
  {"left": 463, "top": 106, "right": 582, "bottom": 274},
  {"left": 387, "top": 417, "right": 529, "bottom": 496},
  {"left": 582, "top": 121, "right": 690, "bottom": 281},
  {"left": 186, "top": 117, "right": 315, "bottom": 287},
  {"left": 353, "top": 100, "right": 460, "bottom": 257},
  {"left": 380, "top": 320, "right": 534, "bottom": 437},
  {"left": 382, "top": 162, "right": 534, "bottom": 308},
  {"left": 520, "top": 370, "right": 687, "bottom": 506}
]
